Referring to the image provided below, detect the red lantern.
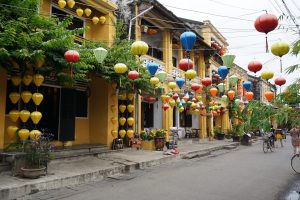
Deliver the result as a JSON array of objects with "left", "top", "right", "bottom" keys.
[
  {"left": 264, "top": 91, "right": 274, "bottom": 102},
  {"left": 275, "top": 77, "right": 286, "bottom": 87},
  {"left": 200, "top": 105, "right": 205, "bottom": 110},
  {"left": 143, "top": 97, "right": 156, "bottom": 103},
  {"left": 254, "top": 14, "right": 278, "bottom": 52},
  {"left": 210, "top": 87, "right": 218, "bottom": 97},
  {"left": 64, "top": 50, "right": 80, "bottom": 63},
  {"left": 162, "top": 103, "right": 169, "bottom": 111},
  {"left": 192, "top": 97, "right": 197, "bottom": 103},
  {"left": 248, "top": 61, "right": 262, "bottom": 74},
  {"left": 245, "top": 91, "right": 254, "bottom": 101},
  {"left": 191, "top": 83, "right": 200, "bottom": 91},
  {"left": 128, "top": 70, "right": 139, "bottom": 80},
  {"left": 201, "top": 78, "right": 212, "bottom": 86},
  {"left": 221, "top": 108, "right": 227, "bottom": 114},
  {"left": 228, "top": 90, "right": 235, "bottom": 100},
  {"left": 173, "top": 93, "right": 179, "bottom": 100},
  {"left": 179, "top": 58, "right": 193, "bottom": 71}
]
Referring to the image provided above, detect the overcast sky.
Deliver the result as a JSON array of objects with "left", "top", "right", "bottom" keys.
[{"left": 157, "top": 0, "right": 300, "bottom": 90}]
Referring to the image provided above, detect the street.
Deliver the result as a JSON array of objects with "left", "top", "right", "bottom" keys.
[{"left": 28, "top": 138, "right": 299, "bottom": 200}]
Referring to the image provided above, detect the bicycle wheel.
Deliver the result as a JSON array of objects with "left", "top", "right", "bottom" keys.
[
  {"left": 263, "top": 141, "right": 269, "bottom": 153},
  {"left": 291, "top": 155, "right": 300, "bottom": 174},
  {"left": 269, "top": 141, "right": 274, "bottom": 152}
]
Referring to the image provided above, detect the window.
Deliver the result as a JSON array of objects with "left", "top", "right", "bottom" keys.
[
  {"left": 141, "top": 102, "right": 154, "bottom": 128},
  {"left": 180, "top": 110, "right": 192, "bottom": 127},
  {"left": 75, "top": 90, "right": 88, "bottom": 118}
]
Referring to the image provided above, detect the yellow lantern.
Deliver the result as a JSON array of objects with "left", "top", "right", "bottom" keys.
[
  {"left": 22, "top": 74, "right": 33, "bottom": 86},
  {"left": 191, "top": 102, "right": 197, "bottom": 109},
  {"left": 7, "top": 126, "right": 18, "bottom": 141},
  {"left": 21, "top": 91, "right": 32, "bottom": 103},
  {"left": 185, "top": 69, "right": 197, "bottom": 80},
  {"left": 197, "top": 95, "right": 202, "bottom": 101},
  {"left": 118, "top": 93, "right": 127, "bottom": 100},
  {"left": 76, "top": 8, "right": 84, "bottom": 17},
  {"left": 150, "top": 77, "right": 159, "bottom": 87},
  {"left": 169, "top": 99, "right": 176, "bottom": 107},
  {"left": 9, "top": 110, "right": 19, "bottom": 122},
  {"left": 271, "top": 42, "right": 290, "bottom": 57},
  {"left": 99, "top": 16, "right": 106, "bottom": 24},
  {"left": 127, "top": 117, "right": 134, "bottom": 126},
  {"left": 168, "top": 82, "right": 177, "bottom": 90},
  {"left": 131, "top": 41, "right": 149, "bottom": 56},
  {"left": 92, "top": 17, "right": 99, "bottom": 24},
  {"left": 32, "top": 93, "right": 44, "bottom": 105},
  {"left": 33, "top": 74, "right": 44, "bottom": 87},
  {"left": 31, "top": 111, "right": 42, "bottom": 124},
  {"left": 127, "top": 104, "right": 134, "bottom": 113},
  {"left": 30, "top": 130, "right": 42, "bottom": 141},
  {"left": 20, "top": 110, "right": 30, "bottom": 123},
  {"left": 119, "top": 105, "right": 126, "bottom": 113},
  {"left": 67, "top": 0, "right": 75, "bottom": 8},
  {"left": 84, "top": 8, "right": 92, "bottom": 17},
  {"left": 119, "top": 117, "right": 126, "bottom": 126},
  {"left": 160, "top": 94, "right": 167, "bottom": 103},
  {"left": 110, "top": 105, "right": 117, "bottom": 113},
  {"left": 111, "top": 94, "right": 117, "bottom": 101},
  {"left": 261, "top": 71, "right": 274, "bottom": 81},
  {"left": 111, "top": 117, "right": 117, "bottom": 124},
  {"left": 18, "top": 129, "right": 30, "bottom": 141},
  {"left": 58, "top": 0, "right": 66, "bottom": 8},
  {"left": 127, "top": 93, "right": 134, "bottom": 101},
  {"left": 114, "top": 63, "right": 127, "bottom": 74},
  {"left": 179, "top": 107, "right": 184, "bottom": 112},
  {"left": 126, "top": 129, "right": 134, "bottom": 138},
  {"left": 111, "top": 130, "right": 118, "bottom": 138},
  {"left": 119, "top": 129, "right": 126, "bottom": 138},
  {"left": 9, "top": 92, "right": 20, "bottom": 104},
  {"left": 194, "top": 109, "right": 199, "bottom": 113},
  {"left": 11, "top": 76, "right": 21, "bottom": 86},
  {"left": 35, "top": 57, "right": 45, "bottom": 68}
]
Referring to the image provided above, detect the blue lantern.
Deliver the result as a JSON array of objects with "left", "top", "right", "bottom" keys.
[
  {"left": 147, "top": 62, "right": 158, "bottom": 77},
  {"left": 176, "top": 77, "right": 185, "bottom": 89},
  {"left": 218, "top": 66, "right": 229, "bottom": 79},
  {"left": 243, "top": 81, "right": 252, "bottom": 91},
  {"left": 180, "top": 31, "right": 196, "bottom": 52}
]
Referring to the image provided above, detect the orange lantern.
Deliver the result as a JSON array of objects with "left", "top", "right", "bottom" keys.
[
  {"left": 228, "top": 90, "right": 235, "bottom": 100},
  {"left": 210, "top": 87, "right": 218, "bottom": 97},
  {"left": 264, "top": 91, "right": 274, "bottom": 102},
  {"left": 197, "top": 85, "right": 203, "bottom": 94},
  {"left": 245, "top": 92, "right": 254, "bottom": 101}
]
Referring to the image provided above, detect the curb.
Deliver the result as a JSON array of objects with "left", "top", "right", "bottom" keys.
[{"left": 0, "top": 142, "right": 239, "bottom": 200}]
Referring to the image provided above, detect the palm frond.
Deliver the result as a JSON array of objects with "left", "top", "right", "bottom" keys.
[{"left": 285, "top": 64, "right": 300, "bottom": 74}]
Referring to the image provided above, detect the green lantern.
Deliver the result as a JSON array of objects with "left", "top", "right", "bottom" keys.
[
  {"left": 217, "top": 83, "right": 225, "bottom": 93},
  {"left": 187, "top": 101, "right": 192, "bottom": 107},
  {"left": 229, "top": 75, "right": 239, "bottom": 86},
  {"left": 93, "top": 47, "right": 107, "bottom": 64},
  {"left": 221, "top": 55, "right": 236, "bottom": 70},
  {"left": 235, "top": 99, "right": 240, "bottom": 105},
  {"left": 155, "top": 71, "right": 167, "bottom": 83}
]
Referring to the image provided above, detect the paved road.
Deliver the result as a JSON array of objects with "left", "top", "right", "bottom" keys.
[{"left": 28, "top": 138, "right": 299, "bottom": 200}]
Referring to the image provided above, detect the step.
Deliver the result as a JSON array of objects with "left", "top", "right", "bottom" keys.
[{"left": 0, "top": 162, "right": 10, "bottom": 172}]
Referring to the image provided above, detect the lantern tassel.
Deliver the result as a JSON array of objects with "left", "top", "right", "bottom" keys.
[
  {"left": 280, "top": 57, "right": 283, "bottom": 73},
  {"left": 265, "top": 36, "right": 269, "bottom": 53}
]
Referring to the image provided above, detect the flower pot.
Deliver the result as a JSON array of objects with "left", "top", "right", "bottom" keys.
[
  {"left": 232, "top": 136, "right": 241, "bottom": 142},
  {"left": 20, "top": 166, "right": 46, "bottom": 179},
  {"left": 216, "top": 133, "right": 225, "bottom": 140},
  {"left": 141, "top": 140, "right": 155, "bottom": 151},
  {"left": 154, "top": 137, "right": 165, "bottom": 151}
]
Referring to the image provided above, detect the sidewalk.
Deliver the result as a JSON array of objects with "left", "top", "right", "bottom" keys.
[{"left": 0, "top": 139, "right": 239, "bottom": 200}]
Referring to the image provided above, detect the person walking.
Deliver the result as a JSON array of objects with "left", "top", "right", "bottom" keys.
[{"left": 290, "top": 126, "right": 299, "bottom": 155}]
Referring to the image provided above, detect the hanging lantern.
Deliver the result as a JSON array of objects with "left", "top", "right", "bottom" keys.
[
  {"left": 179, "top": 107, "right": 185, "bottom": 112},
  {"left": 178, "top": 58, "right": 194, "bottom": 71},
  {"left": 180, "top": 31, "right": 196, "bottom": 52},
  {"left": 31, "top": 111, "right": 42, "bottom": 124},
  {"left": 111, "top": 117, "right": 117, "bottom": 124},
  {"left": 156, "top": 71, "right": 167, "bottom": 83},
  {"left": 169, "top": 99, "right": 176, "bottom": 107},
  {"left": 163, "top": 103, "right": 169, "bottom": 111},
  {"left": 228, "top": 90, "right": 235, "bottom": 100},
  {"left": 128, "top": 70, "right": 139, "bottom": 80},
  {"left": 221, "top": 95, "right": 228, "bottom": 101},
  {"left": 21, "top": 91, "right": 32, "bottom": 103},
  {"left": 248, "top": 61, "right": 262, "bottom": 74},
  {"left": 11, "top": 76, "right": 21, "bottom": 86},
  {"left": 127, "top": 117, "right": 134, "bottom": 126},
  {"left": 32, "top": 93, "right": 43, "bottom": 106},
  {"left": 147, "top": 62, "right": 159, "bottom": 76},
  {"left": 9, "top": 110, "right": 19, "bottom": 122},
  {"left": 119, "top": 130, "right": 126, "bottom": 138},
  {"left": 229, "top": 75, "right": 239, "bottom": 86},
  {"left": 168, "top": 82, "right": 177, "bottom": 90},
  {"left": 197, "top": 85, "right": 203, "bottom": 93},
  {"left": 18, "top": 129, "right": 30, "bottom": 141},
  {"left": 131, "top": 41, "right": 149, "bottom": 56},
  {"left": 243, "top": 81, "right": 252, "bottom": 92},
  {"left": 64, "top": 50, "right": 80, "bottom": 63},
  {"left": 173, "top": 93, "right": 179, "bottom": 100},
  {"left": 185, "top": 69, "right": 197, "bottom": 80},
  {"left": 264, "top": 91, "right": 274, "bottom": 102},
  {"left": 127, "top": 130, "right": 134, "bottom": 138},
  {"left": 127, "top": 93, "right": 134, "bottom": 101},
  {"left": 118, "top": 93, "right": 127, "bottom": 100},
  {"left": 119, "top": 105, "right": 126, "bottom": 113},
  {"left": 176, "top": 77, "right": 185, "bottom": 89},
  {"left": 191, "top": 83, "right": 200, "bottom": 92},
  {"left": 150, "top": 77, "right": 159, "bottom": 87},
  {"left": 271, "top": 42, "right": 290, "bottom": 57},
  {"left": 93, "top": 47, "right": 108, "bottom": 64},
  {"left": 67, "top": 0, "right": 75, "bottom": 8},
  {"left": 201, "top": 78, "right": 212, "bottom": 87},
  {"left": 33, "top": 74, "right": 44, "bottom": 87},
  {"left": 217, "top": 83, "right": 225, "bottom": 93},
  {"left": 58, "top": 0, "right": 66, "bottom": 8},
  {"left": 245, "top": 92, "right": 254, "bottom": 101},
  {"left": 20, "top": 110, "right": 30, "bottom": 123},
  {"left": 261, "top": 71, "right": 274, "bottom": 81},
  {"left": 218, "top": 66, "right": 229, "bottom": 79},
  {"left": 30, "top": 130, "right": 41, "bottom": 141},
  {"left": 7, "top": 126, "right": 18, "bottom": 141},
  {"left": 164, "top": 96, "right": 170, "bottom": 103},
  {"left": 110, "top": 105, "right": 117, "bottom": 113},
  {"left": 183, "top": 95, "right": 189, "bottom": 102},
  {"left": 192, "top": 97, "right": 197, "bottom": 103},
  {"left": 143, "top": 96, "right": 157, "bottom": 103},
  {"left": 127, "top": 104, "right": 134, "bottom": 113},
  {"left": 254, "top": 13, "right": 278, "bottom": 52},
  {"left": 9, "top": 92, "right": 20, "bottom": 104},
  {"left": 99, "top": 16, "right": 106, "bottom": 24},
  {"left": 222, "top": 55, "right": 236, "bottom": 70},
  {"left": 76, "top": 8, "right": 84, "bottom": 17},
  {"left": 111, "top": 130, "right": 118, "bottom": 138},
  {"left": 22, "top": 74, "right": 33, "bottom": 86},
  {"left": 197, "top": 95, "right": 202, "bottom": 101},
  {"left": 84, "top": 8, "right": 92, "bottom": 17},
  {"left": 275, "top": 77, "right": 286, "bottom": 87},
  {"left": 160, "top": 94, "right": 167, "bottom": 103},
  {"left": 235, "top": 99, "right": 241, "bottom": 105},
  {"left": 119, "top": 117, "right": 126, "bottom": 126},
  {"left": 210, "top": 87, "right": 218, "bottom": 97},
  {"left": 92, "top": 17, "right": 99, "bottom": 24}
]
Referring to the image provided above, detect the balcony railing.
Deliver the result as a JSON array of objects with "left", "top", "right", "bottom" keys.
[{"left": 140, "top": 55, "right": 165, "bottom": 71}]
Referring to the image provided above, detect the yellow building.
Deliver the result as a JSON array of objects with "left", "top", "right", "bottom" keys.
[{"left": 0, "top": 0, "right": 118, "bottom": 150}]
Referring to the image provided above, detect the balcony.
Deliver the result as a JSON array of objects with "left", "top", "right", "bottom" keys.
[{"left": 140, "top": 55, "right": 165, "bottom": 71}]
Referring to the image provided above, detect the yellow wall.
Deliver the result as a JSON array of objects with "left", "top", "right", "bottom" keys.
[{"left": 0, "top": 68, "right": 7, "bottom": 150}]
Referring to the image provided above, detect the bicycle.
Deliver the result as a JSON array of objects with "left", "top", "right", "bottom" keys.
[
  {"left": 263, "top": 132, "right": 275, "bottom": 153},
  {"left": 291, "top": 154, "right": 300, "bottom": 173}
]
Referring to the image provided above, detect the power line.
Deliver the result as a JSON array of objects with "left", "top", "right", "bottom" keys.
[
  {"left": 280, "top": 0, "right": 300, "bottom": 34},
  {"left": 207, "top": 0, "right": 262, "bottom": 12}
]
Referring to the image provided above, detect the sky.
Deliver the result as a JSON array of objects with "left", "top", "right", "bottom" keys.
[{"left": 157, "top": 0, "right": 300, "bottom": 90}]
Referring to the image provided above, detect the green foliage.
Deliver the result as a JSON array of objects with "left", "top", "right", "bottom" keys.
[
  {"left": 140, "top": 130, "right": 154, "bottom": 141},
  {"left": 155, "top": 129, "right": 166, "bottom": 138}
]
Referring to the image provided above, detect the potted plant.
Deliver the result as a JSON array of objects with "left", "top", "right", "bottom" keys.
[
  {"left": 140, "top": 130, "right": 155, "bottom": 150},
  {"left": 231, "top": 124, "right": 244, "bottom": 142},
  {"left": 21, "top": 131, "right": 54, "bottom": 178},
  {"left": 214, "top": 126, "right": 225, "bottom": 140},
  {"left": 154, "top": 129, "right": 166, "bottom": 151}
]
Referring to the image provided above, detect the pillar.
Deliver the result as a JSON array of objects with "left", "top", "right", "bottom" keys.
[
  {"left": 0, "top": 68, "right": 6, "bottom": 150},
  {"left": 163, "top": 30, "right": 172, "bottom": 73}
]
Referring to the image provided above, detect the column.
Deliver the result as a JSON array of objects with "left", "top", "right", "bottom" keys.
[{"left": 0, "top": 68, "right": 6, "bottom": 150}]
